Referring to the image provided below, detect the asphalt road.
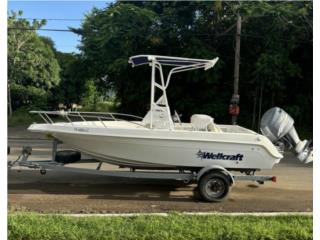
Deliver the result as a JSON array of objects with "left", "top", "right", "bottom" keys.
[{"left": 8, "top": 127, "right": 313, "bottom": 213}]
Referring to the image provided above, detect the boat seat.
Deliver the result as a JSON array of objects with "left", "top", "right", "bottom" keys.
[
  {"left": 207, "top": 122, "right": 222, "bottom": 133},
  {"left": 190, "top": 114, "right": 222, "bottom": 132}
]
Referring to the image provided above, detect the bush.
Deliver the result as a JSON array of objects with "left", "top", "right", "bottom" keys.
[
  {"left": 80, "top": 80, "right": 99, "bottom": 109},
  {"left": 8, "top": 106, "right": 42, "bottom": 127},
  {"left": 81, "top": 101, "right": 119, "bottom": 112},
  {"left": 11, "top": 83, "right": 50, "bottom": 110}
]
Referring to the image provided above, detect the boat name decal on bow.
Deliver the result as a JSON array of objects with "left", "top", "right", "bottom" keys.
[
  {"left": 74, "top": 127, "right": 89, "bottom": 132},
  {"left": 196, "top": 150, "right": 243, "bottom": 161}
]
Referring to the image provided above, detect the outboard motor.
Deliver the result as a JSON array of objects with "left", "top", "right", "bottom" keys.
[{"left": 260, "top": 107, "right": 313, "bottom": 164}]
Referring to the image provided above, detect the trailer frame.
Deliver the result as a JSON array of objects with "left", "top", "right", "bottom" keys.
[{"left": 8, "top": 141, "right": 277, "bottom": 202}]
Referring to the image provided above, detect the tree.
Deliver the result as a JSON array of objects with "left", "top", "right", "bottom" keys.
[
  {"left": 50, "top": 52, "right": 89, "bottom": 107},
  {"left": 73, "top": 1, "right": 312, "bottom": 132},
  {"left": 237, "top": 1, "right": 312, "bottom": 130},
  {"left": 8, "top": 11, "right": 60, "bottom": 114}
]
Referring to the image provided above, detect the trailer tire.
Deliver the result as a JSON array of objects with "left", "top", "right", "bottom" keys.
[
  {"left": 55, "top": 150, "right": 81, "bottom": 164},
  {"left": 198, "top": 171, "right": 230, "bottom": 202}
]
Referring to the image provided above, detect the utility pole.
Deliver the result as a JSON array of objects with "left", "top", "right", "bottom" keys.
[
  {"left": 230, "top": 13, "right": 241, "bottom": 125},
  {"left": 8, "top": 83, "right": 12, "bottom": 117}
]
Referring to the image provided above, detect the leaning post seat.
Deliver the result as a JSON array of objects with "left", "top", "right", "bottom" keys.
[{"left": 190, "top": 114, "right": 221, "bottom": 132}]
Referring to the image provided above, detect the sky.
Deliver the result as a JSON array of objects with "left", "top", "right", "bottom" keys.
[{"left": 8, "top": 1, "right": 112, "bottom": 53}]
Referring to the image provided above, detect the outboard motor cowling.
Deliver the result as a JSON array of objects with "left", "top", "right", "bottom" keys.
[{"left": 260, "top": 107, "right": 313, "bottom": 164}]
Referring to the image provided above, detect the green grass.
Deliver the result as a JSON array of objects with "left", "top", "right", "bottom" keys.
[{"left": 8, "top": 213, "right": 312, "bottom": 240}]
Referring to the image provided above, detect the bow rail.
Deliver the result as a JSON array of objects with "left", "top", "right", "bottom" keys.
[{"left": 30, "top": 110, "right": 146, "bottom": 128}]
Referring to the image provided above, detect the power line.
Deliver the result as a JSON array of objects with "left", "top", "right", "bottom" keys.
[
  {"left": 8, "top": 27, "right": 74, "bottom": 32},
  {"left": 17, "top": 17, "right": 83, "bottom": 22}
]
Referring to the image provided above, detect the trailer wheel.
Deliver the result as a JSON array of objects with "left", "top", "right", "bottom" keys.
[
  {"left": 40, "top": 169, "right": 46, "bottom": 175},
  {"left": 55, "top": 150, "right": 81, "bottom": 164},
  {"left": 198, "top": 171, "right": 230, "bottom": 202}
]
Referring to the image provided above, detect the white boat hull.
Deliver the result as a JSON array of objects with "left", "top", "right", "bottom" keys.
[{"left": 28, "top": 122, "right": 283, "bottom": 170}]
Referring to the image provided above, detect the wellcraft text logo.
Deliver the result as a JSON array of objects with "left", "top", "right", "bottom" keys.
[{"left": 196, "top": 150, "right": 244, "bottom": 161}]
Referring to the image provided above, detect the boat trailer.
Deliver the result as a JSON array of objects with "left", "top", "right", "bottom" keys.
[{"left": 8, "top": 141, "right": 277, "bottom": 202}]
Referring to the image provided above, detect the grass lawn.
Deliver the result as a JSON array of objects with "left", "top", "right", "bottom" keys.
[{"left": 8, "top": 213, "right": 312, "bottom": 240}]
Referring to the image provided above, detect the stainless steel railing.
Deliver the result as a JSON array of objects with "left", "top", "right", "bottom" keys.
[{"left": 30, "top": 110, "right": 147, "bottom": 128}]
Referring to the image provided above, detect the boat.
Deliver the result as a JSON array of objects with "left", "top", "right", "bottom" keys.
[
  {"left": 15, "top": 54, "right": 313, "bottom": 202},
  {"left": 28, "top": 55, "right": 313, "bottom": 171}
]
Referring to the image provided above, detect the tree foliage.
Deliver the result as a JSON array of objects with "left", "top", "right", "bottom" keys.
[
  {"left": 73, "top": 1, "right": 312, "bottom": 130},
  {"left": 49, "top": 52, "right": 88, "bottom": 106},
  {"left": 7, "top": 2, "right": 312, "bottom": 132},
  {"left": 8, "top": 11, "right": 60, "bottom": 111}
]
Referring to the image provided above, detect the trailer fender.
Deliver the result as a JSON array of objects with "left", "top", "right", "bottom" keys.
[{"left": 197, "top": 165, "right": 234, "bottom": 185}]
